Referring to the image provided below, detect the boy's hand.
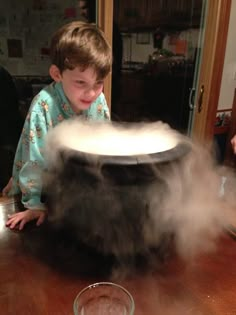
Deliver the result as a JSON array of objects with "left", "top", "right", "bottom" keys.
[{"left": 6, "top": 209, "right": 46, "bottom": 230}]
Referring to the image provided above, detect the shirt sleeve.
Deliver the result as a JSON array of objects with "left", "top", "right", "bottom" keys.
[
  {"left": 100, "top": 93, "right": 110, "bottom": 121},
  {"left": 86, "top": 92, "right": 110, "bottom": 120},
  {"left": 13, "top": 108, "right": 48, "bottom": 210}
]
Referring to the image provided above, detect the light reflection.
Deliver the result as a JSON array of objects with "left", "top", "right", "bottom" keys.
[{"left": 0, "top": 205, "right": 6, "bottom": 232}]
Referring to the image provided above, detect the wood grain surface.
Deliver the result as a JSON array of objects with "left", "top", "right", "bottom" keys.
[{"left": 0, "top": 196, "right": 235, "bottom": 315}]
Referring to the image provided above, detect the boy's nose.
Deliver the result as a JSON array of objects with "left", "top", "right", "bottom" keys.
[{"left": 84, "top": 86, "right": 96, "bottom": 97}]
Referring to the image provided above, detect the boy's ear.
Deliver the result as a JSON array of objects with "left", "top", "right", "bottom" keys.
[{"left": 49, "top": 65, "right": 62, "bottom": 82}]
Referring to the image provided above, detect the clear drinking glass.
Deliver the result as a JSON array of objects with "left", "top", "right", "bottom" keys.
[{"left": 73, "top": 282, "right": 135, "bottom": 315}]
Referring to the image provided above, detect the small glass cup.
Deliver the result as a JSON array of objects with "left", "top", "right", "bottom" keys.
[{"left": 73, "top": 282, "right": 135, "bottom": 315}]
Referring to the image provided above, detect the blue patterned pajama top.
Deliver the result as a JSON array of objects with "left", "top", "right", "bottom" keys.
[{"left": 9, "top": 81, "right": 110, "bottom": 210}]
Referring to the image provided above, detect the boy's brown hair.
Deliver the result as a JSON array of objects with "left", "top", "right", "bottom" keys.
[{"left": 50, "top": 21, "right": 112, "bottom": 79}]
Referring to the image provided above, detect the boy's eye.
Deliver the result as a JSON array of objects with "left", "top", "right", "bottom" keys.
[
  {"left": 75, "top": 80, "right": 85, "bottom": 85},
  {"left": 95, "top": 81, "right": 104, "bottom": 86}
]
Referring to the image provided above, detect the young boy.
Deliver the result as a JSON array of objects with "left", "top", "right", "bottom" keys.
[{"left": 5, "top": 21, "right": 112, "bottom": 230}]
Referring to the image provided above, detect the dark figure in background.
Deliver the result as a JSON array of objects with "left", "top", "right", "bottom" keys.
[
  {"left": 0, "top": 66, "right": 23, "bottom": 190},
  {"left": 78, "top": 0, "right": 96, "bottom": 22},
  {"left": 78, "top": 0, "right": 123, "bottom": 118}
]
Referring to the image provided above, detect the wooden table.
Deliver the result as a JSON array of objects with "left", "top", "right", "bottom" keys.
[{"left": 0, "top": 196, "right": 236, "bottom": 315}]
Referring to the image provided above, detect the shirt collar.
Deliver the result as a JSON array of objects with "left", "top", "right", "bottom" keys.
[{"left": 54, "top": 81, "right": 78, "bottom": 117}]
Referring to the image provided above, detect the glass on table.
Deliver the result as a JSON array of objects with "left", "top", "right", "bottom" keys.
[{"left": 73, "top": 282, "right": 135, "bottom": 315}]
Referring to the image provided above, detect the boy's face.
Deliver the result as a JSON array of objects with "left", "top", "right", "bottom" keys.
[{"left": 56, "top": 66, "right": 104, "bottom": 113}]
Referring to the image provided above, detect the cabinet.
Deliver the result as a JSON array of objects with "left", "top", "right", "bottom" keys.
[
  {"left": 160, "top": 0, "right": 203, "bottom": 28},
  {"left": 111, "top": 72, "right": 148, "bottom": 122},
  {"left": 111, "top": 71, "right": 193, "bottom": 131},
  {"left": 114, "top": 0, "right": 148, "bottom": 31},
  {"left": 114, "top": 0, "right": 203, "bottom": 31}
]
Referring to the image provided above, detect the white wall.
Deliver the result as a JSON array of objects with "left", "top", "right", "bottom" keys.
[
  {"left": 122, "top": 33, "right": 154, "bottom": 64},
  {"left": 0, "top": 0, "right": 83, "bottom": 76},
  {"left": 122, "top": 29, "right": 200, "bottom": 65},
  {"left": 218, "top": 1, "right": 236, "bottom": 110}
]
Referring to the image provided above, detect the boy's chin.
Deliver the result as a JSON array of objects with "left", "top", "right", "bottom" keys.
[{"left": 72, "top": 103, "right": 91, "bottom": 113}]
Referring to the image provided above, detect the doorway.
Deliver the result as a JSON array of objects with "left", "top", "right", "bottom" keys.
[
  {"left": 99, "top": 0, "right": 231, "bottom": 141},
  {"left": 110, "top": 0, "right": 206, "bottom": 134}
]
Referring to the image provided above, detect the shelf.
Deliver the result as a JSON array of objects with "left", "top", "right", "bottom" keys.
[{"left": 214, "top": 125, "right": 230, "bottom": 135}]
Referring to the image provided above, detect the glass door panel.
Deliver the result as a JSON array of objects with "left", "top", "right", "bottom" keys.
[
  {"left": 111, "top": 0, "right": 207, "bottom": 134},
  {"left": 187, "top": 0, "right": 208, "bottom": 135}
]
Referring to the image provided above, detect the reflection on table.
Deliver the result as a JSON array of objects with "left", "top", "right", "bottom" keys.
[{"left": 0, "top": 195, "right": 236, "bottom": 315}]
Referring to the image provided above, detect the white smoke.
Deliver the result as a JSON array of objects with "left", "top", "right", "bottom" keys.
[{"left": 43, "top": 118, "right": 236, "bottom": 266}]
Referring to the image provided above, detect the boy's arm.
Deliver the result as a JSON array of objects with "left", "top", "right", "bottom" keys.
[
  {"left": 17, "top": 110, "right": 48, "bottom": 209},
  {"left": 7, "top": 109, "right": 49, "bottom": 230}
]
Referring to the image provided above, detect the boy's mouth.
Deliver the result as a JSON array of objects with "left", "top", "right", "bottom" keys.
[{"left": 80, "top": 99, "right": 93, "bottom": 106}]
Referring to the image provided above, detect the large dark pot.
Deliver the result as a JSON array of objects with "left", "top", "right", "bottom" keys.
[{"left": 43, "top": 120, "right": 191, "bottom": 261}]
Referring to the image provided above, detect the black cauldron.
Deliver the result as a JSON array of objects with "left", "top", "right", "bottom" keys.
[{"left": 43, "top": 120, "right": 191, "bottom": 262}]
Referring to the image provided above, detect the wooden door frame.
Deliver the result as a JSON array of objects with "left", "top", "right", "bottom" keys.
[
  {"left": 97, "top": 0, "right": 113, "bottom": 111},
  {"left": 224, "top": 88, "right": 236, "bottom": 166},
  {"left": 192, "top": 0, "right": 231, "bottom": 141},
  {"left": 99, "top": 0, "right": 231, "bottom": 142}
]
